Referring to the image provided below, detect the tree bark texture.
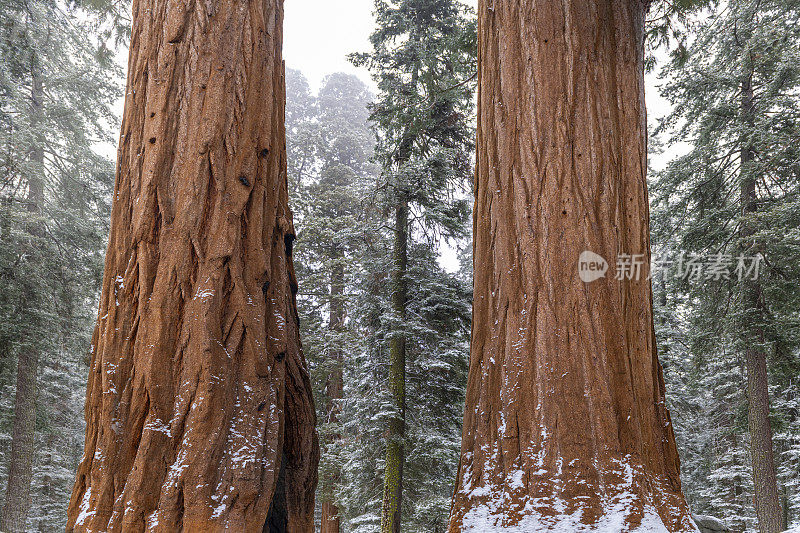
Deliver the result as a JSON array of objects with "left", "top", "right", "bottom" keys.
[
  {"left": 740, "top": 73, "right": 785, "bottom": 533},
  {"left": 0, "top": 337, "right": 38, "bottom": 533},
  {"left": 0, "top": 63, "right": 44, "bottom": 533},
  {"left": 449, "top": 0, "right": 697, "bottom": 530},
  {"left": 0, "top": 197, "right": 10, "bottom": 386},
  {"left": 381, "top": 199, "right": 408, "bottom": 533},
  {"left": 320, "top": 254, "right": 344, "bottom": 533},
  {"left": 66, "top": 1, "right": 319, "bottom": 531}
]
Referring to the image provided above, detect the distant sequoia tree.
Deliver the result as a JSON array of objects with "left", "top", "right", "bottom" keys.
[
  {"left": 448, "top": 0, "right": 698, "bottom": 531},
  {"left": 66, "top": 0, "right": 318, "bottom": 531}
]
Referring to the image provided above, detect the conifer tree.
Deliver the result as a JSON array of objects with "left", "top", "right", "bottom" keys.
[
  {"left": 0, "top": 1, "right": 120, "bottom": 530},
  {"left": 350, "top": 1, "right": 475, "bottom": 531},
  {"left": 653, "top": 0, "right": 800, "bottom": 528},
  {"left": 285, "top": 69, "right": 376, "bottom": 533}
]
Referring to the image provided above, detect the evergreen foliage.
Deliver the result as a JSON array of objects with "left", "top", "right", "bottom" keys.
[
  {"left": 346, "top": 1, "right": 475, "bottom": 530},
  {"left": 285, "top": 2, "right": 477, "bottom": 528},
  {"left": 652, "top": 0, "right": 800, "bottom": 528},
  {"left": 0, "top": 0, "right": 122, "bottom": 529},
  {"left": 285, "top": 69, "right": 377, "bottom": 528}
]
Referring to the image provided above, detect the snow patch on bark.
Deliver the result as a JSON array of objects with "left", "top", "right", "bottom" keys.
[
  {"left": 74, "top": 486, "right": 95, "bottom": 527},
  {"left": 146, "top": 510, "right": 160, "bottom": 529},
  {"left": 458, "top": 457, "right": 699, "bottom": 532},
  {"left": 460, "top": 502, "right": 673, "bottom": 532},
  {"left": 144, "top": 417, "right": 172, "bottom": 436}
]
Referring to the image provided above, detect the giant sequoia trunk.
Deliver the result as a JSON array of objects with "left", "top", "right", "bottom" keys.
[
  {"left": 449, "top": 0, "right": 697, "bottom": 530},
  {"left": 66, "top": 1, "right": 318, "bottom": 531}
]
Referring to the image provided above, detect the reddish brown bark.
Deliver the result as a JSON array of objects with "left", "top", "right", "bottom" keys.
[
  {"left": 66, "top": 1, "right": 318, "bottom": 531},
  {"left": 449, "top": 0, "right": 696, "bottom": 530},
  {"left": 320, "top": 501, "right": 341, "bottom": 533}
]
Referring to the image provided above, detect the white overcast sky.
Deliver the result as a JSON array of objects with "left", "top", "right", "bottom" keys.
[
  {"left": 283, "top": 0, "right": 378, "bottom": 90},
  {"left": 283, "top": 0, "right": 673, "bottom": 151}
]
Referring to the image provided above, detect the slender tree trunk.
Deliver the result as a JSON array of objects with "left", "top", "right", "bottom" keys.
[
  {"left": 740, "top": 72, "right": 785, "bottom": 533},
  {"left": 0, "top": 335, "right": 7, "bottom": 395},
  {"left": 782, "top": 490, "right": 790, "bottom": 531},
  {"left": 732, "top": 415, "right": 746, "bottom": 533},
  {"left": 0, "top": 61, "right": 44, "bottom": 533},
  {"left": 449, "top": 0, "right": 696, "bottom": 530},
  {"left": 319, "top": 488, "right": 341, "bottom": 533},
  {"left": 66, "top": 1, "right": 319, "bottom": 531},
  {"left": 381, "top": 197, "right": 408, "bottom": 533},
  {"left": 0, "top": 196, "right": 11, "bottom": 399},
  {"left": 0, "top": 328, "right": 38, "bottom": 533},
  {"left": 321, "top": 253, "right": 345, "bottom": 533}
]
